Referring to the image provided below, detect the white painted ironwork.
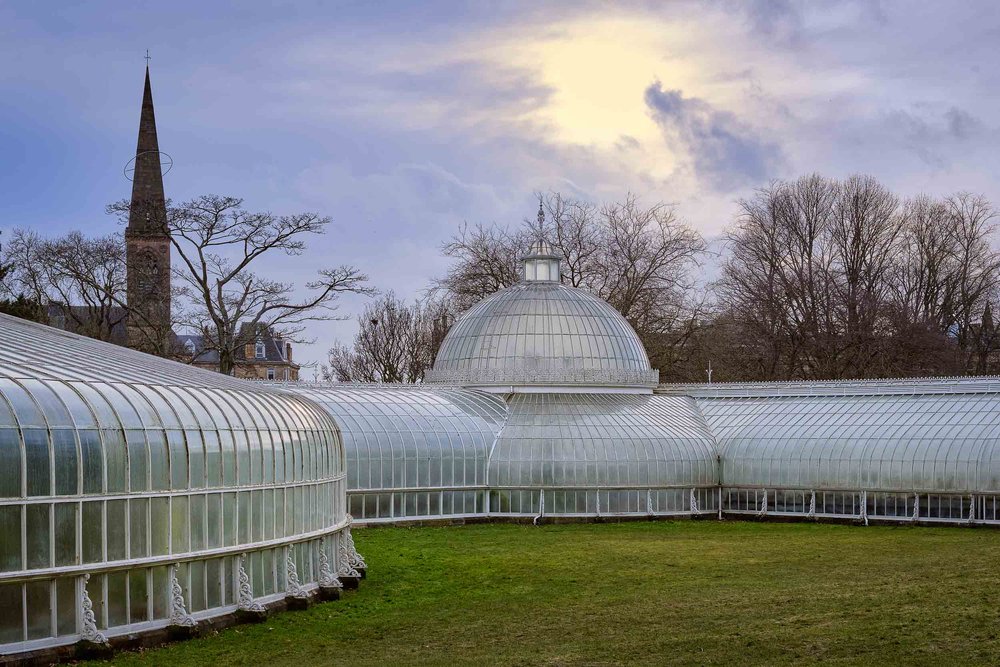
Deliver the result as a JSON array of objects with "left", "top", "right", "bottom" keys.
[
  {"left": 859, "top": 491, "right": 869, "bottom": 526},
  {"left": 646, "top": 489, "right": 654, "bottom": 515},
  {"left": 533, "top": 489, "right": 545, "bottom": 525},
  {"left": 285, "top": 548, "right": 308, "bottom": 599},
  {"left": 318, "top": 540, "right": 342, "bottom": 589},
  {"left": 807, "top": 491, "right": 816, "bottom": 518},
  {"left": 912, "top": 493, "right": 919, "bottom": 521},
  {"left": 79, "top": 574, "right": 107, "bottom": 644},
  {"left": 690, "top": 488, "right": 699, "bottom": 514},
  {"left": 757, "top": 489, "right": 768, "bottom": 517},
  {"left": 237, "top": 554, "right": 264, "bottom": 613},
  {"left": 169, "top": 563, "right": 196, "bottom": 627},
  {"left": 343, "top": 521, "right": 366, "bottom": 571}
]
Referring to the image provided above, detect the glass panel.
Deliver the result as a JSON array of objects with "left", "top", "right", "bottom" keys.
[
  {"left": 25, "top": 503, "right": 50, "bottom": 570},
  {"left": 24, "top": 580, "right": 52, "bottom": 640},
  {"left": 82, "top": 501, "right": 103, "bottom": 564},
  {"left": 0, "top": 429, "right": 22, "bottom": 497},
  {"left": 0, "top": 505, "right": 22, "bottom": 571},
  {"left": 0, "top": 583, "right": 23, "bottom": 643},
  {"left": 23, "top": 428, "right": 50, "bottom": 497},
  {"left": 53, "top": 502, "right": 77, "bottom": 567}
]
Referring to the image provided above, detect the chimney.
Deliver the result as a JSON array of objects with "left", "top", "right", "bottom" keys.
[
  {"left": 285, "top": 342, "right": 293, "bottom": 362},
  {"left": 244, "top": 343, "right": 254, "bottom": 359}
]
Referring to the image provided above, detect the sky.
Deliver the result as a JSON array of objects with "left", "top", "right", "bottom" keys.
[{"left": 2, "top": 1, "right": 1000, "bottom": 373}]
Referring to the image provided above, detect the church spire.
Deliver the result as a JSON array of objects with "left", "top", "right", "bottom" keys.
[{"left": 126, "top": 64, "right": 166, "bottom": 235}]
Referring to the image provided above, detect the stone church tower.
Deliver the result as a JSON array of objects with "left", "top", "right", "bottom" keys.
[{"left": 125, "top": 65, "right": 172, "bottom": 354}]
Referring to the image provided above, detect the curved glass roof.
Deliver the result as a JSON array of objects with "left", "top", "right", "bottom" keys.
[
  {"left": 280, "top": 384, "right": 507, "bottom": 493},
  {"left": 427, "top": 283, "right": 658, "bottom": 388},
  {"left": 489, "top": 393, "right": 718, "bottom": 488},
  {"left": 678, "top": 380, "right": 1000, "bottom": 493},
  {"left": 0, "top": 313, "right": 347, "bottom": 651}
]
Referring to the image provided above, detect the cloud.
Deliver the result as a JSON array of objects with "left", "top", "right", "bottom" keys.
[{"left": 643, "top": 81, "right": 784, "bottom": 191}]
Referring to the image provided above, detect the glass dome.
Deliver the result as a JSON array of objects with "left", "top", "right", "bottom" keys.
[
  {"left": 427, "top": 227, "right": 658, "bottom": 389},
  {"left": 0, "top": 313, "right": 357, "bottom": 657}
]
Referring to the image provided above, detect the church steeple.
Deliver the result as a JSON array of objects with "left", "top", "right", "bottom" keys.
[
  {"left": 126, "top": 65, "right": 167, "bottom": 234},
  {"left": 125, "top": 61, "right": 172, "bottom": 355}
]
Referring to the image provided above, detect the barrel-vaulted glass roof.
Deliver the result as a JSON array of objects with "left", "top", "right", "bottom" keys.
[
  {"left": 490, "top": 393, "right": 718, "bottom": 489},
  {"left": 669, "top": 379, "right": 1000, "bottom": 493},
  {"left": 0, "top": 313, "right": 349, "bottom": 652},
  {"left": 280, "top": 385, "right": 507, "bottom": 492}
]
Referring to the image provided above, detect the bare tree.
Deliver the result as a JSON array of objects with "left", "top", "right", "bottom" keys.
[
  {"left": 436, "top": 222, "right": 526, "bottom": 311},
  {"left": 436, "top": 192, "right": 706, "bottom": 378},
  {"left": 109, "top": 194, "right": 373, "bottom": 375},
  {"left": 1, "top": 229, "right": 130, "bottom": 341},
  {"left": 326, "top": 292, "right": 448, "bottom": 382}
]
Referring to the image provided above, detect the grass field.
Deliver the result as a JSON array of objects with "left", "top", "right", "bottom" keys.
[{"left": 91, "top": 521, "right": 1000, "bottom": 666}]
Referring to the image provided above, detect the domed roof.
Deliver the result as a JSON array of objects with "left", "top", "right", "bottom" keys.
[
  {"left": 427, "top": 204, "right": 658, "bottom": 389},
  {"left": 427, "top": 282, "right": 659, "bottom": 388}
]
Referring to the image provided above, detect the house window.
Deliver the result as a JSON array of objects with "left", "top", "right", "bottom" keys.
[
  {"left": 184, "top": 339, "right": 197, "bottom": 356},
  {"left": 266, "top": 368, "right": 275, "bottom": 380},
  {"left": 255, "top": 341, "right": 266, "bottom": 359}
]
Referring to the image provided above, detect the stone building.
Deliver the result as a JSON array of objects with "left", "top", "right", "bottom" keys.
[{"left": 177, "top": 323, "right": 300, "bottom": 380}]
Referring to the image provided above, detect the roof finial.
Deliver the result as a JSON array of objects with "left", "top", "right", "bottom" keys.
[
  {"left": 536, "top": 195, "right": 545, "bottom": 238},
  {"left": 145, "top": 49, "right": 151, "bottom": 67}
]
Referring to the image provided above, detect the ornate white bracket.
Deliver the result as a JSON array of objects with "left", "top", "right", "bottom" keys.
[
  {"left": 689, "top": 488, "right": 699, "bottom": 514},
  {"left": 343, "top": 520, "right": 366, "bottom": 570},
  {"left": 237, "top": 553, "right": 264, "bottom": 612},
  {"left": 79, "top": 573, "right": 108, "bottom": 644},
  {"left": 968, "top": 494, "right": 976, "bottom": 524},
  {"left": 757, "top": 489, "right": 768, "bottom": 517},
  {"left": 646, "top": 489, "right": 654, "bottom": 515},
  {"left": 859, "top": 490, "right": 869, "bottom": 526},
  {"left": 318, "top": 539, "right": 343, "bottom": 589},
  {"left": 595, "top": 489, "right": 602, "bottom": 516},
  {"left": 807, "top": 490, "right": 816, "bottom": 518},
  {"left": 169, "top": 563, "right": 197, "bottom": 627},
  {"left": 912, "top": 493, "right": 920, "bottom": 521},
  {"left": 533, "top": 490, "right": 545, "bottom": 525},
  {"left": 285, "top": 548, "right": 308, "bottom": 599}
]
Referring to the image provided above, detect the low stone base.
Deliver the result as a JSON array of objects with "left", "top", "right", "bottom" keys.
[
  {"left": 356, "top": 567, "right": 367, "bottom": 579},
  {"left": 318, "top": 585, "right": 342, "bottom": 601},
  {"left": 236, "top": 608, "right": 269, "bottom": 624},
  {"left": 75, "top": 639, "right": 114, "bottom": 661},
  {"left": 166, "top": 623, "right": 200, "bottom": 642},
  {"left": 340, "top": 575, "right": 361, "bottom": 590},
  {"left": 285, "top": 595, "right": 311, "bottom": 611}
]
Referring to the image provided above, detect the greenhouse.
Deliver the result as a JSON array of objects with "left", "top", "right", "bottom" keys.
[
  {"left": 675, "top": 378, "right": 1000, "bottom": 525},
  {"left": 279, "top": 385, "right": 507, "bottom": 522},
  {"left": 5, "top": 214, "right": 1000, "bottom": 662},
  {"left": 0, "top": 313, "right": 362, "bottom": 659}
]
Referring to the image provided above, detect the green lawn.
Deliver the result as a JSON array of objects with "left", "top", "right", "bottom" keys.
[{"left": 93, "top": 521, "right": 1000, "bottom": 666}]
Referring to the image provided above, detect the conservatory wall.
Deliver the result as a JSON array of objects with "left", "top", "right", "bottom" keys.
[
  {"left": 488, "top": 393, "right": 719, "bottom": 518},
  {"left": 0, "top": 314, "right": 354, "bottom": 658},
  {"left": 279, "top": 385, "right": 508, "bottom": 523},
  {"left": 681, "top": 378, "right": 1000, "bottom": 525}
]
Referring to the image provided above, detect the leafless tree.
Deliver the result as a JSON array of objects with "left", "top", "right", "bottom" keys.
[
  {"left": 718, "top": 174, "right": 1000, "bottom": 380},
  {"left": 326, "top": 292, "right": 449, "bottom": 383},
  {"left": 109, "top": 194, "right": 373, "bottom": 375},
  {"left": 1, "top": 229, "right": 131, "bottom": 342},
  {"left": 436, "top": 192, "right": 706, "bottom": 377}
]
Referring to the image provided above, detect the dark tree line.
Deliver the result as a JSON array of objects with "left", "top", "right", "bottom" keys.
[{"left": 334, "top": 177, "right": 999, "bottom": 383}]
